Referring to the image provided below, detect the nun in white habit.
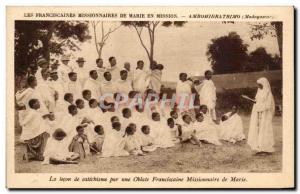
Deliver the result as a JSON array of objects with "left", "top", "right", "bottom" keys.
[{"left": 247, "top": 77, "right": 275, "bottom": 154}]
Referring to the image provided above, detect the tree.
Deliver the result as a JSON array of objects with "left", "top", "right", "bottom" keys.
[
  {"left": 121, "top": 21, "right": 186, "bottom": 64},
  {"left": 90, "top": 21, "right": 122, "bottom": 59},
  {"left": 249, "top": 22, "right": 282, "bottom": 62},
  {"left": 15, "top": 21, "right": 91, "bottom": 74},
  {"left": 206, "top": 32, "right": 249, "bottom": 74},
  {"left": 247, "top": 47, "right": 274, "bottom": 71}
]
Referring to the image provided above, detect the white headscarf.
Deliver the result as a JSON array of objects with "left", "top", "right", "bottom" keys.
[{"left": 255, "top": 77, "right": 275, "bottom": 113}]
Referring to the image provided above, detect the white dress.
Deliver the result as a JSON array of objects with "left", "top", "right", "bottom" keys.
[
  {"left": 19, "top": 109, "right": 50, "bottom": 141},
  {"left": 198, "top": 79, "right": 217, "bottom": 120},
  {"left": 247, "top": 77, "right": 275, "bottom": 153},
  {"left": 101, "top": 129, "right": 128, "bottom": 157},
  {"left": 133, "top": 69, "right": 150, "bottom": 93},
  {"left": 219, "top": 112, "right": 245, "bottom": 143}
]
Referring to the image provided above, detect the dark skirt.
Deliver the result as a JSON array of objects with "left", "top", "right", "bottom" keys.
[{"left": 24, "top": 132, "right": 50, "bottom": 161}]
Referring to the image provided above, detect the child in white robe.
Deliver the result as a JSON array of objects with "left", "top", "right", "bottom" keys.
[
  {"left": 194, "top": 113, "right": 222, "bottom": 145},
  {"left": 175, "top": 73, "right": 193, "bottom": 112},
  {"left": 124, "top": 125, "right": 145, "bottom": 156},
  {"left": 65, "top": 72, "right": 82, "bottom": 100},
  {"left": 100, "top": 72, "right": 117, "bottom": 103},
  {"left": 197, "top": 70, "right": 217, "bottom": 120},
  {"left": 139, "top": 125, "right": 157, "bottom": 152},
  {"left": 83, "top": 70, "right": 102, "bottom": 100},
  {"left": 149, "top": 64, "right": 163, "bottom": 94},
  {"left": 91, "top": 125, "right": 105, "bottom": 153},
  {"left": 133, "top": 60, "right": 150, "bottom": 94},
  {"left": 219, "top": 105, "right": 245, "bottom": 143},
  {"left": 116, "top": 70, "right": 133, "bottom": 95},
  {"left": 181, "top": 114, "right": 201, "bottom": 146},
  {"left": 101, "top": 122, "right": 129, "bottom": 157},
  {"left": 149, "top": 112, "right": 174, "bottom": 148},
  {"left": 43, "top": 129, "right": 79, "bottom": 165},
  {"left": 82, "top": 89, "right": 92, "bottom": 106},
  {"left": 120, "top": 108, "right": 133, "bottom": 133},
  {"left": 55, "top": 93, "right": 73, "bottom": 113},
  {"left": 167, "top": 118, "right": 181, "bottom": 143}
]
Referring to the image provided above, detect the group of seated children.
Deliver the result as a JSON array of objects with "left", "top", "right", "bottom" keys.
[{"left": 22, "top": 95, "right": 245, "bottom": 165}]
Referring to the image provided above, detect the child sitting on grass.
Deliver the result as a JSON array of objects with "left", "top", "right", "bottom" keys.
[
  {"left": 139, "top": 125, "right": 157, "bottom": 152},
  {"left": 90, "top": 125, "right": 105, "bottom": 153},
  {"left": 181, "top": 114, "right": 201, "bottom": 147},
  {"left": 219, "top": 105, "right": 245, "bottom": 144},
  {"left": 68, "top": 125, "right": 91, "bottom": 159},
  {"left": 167, "top": 118, "right": 181, "bottom": 143},
  {"left": 101, "top": 122, "right": 128, "bottom": 157},
  {"left": 43, "top": 128, "right": 79, "bottom": 165},
  {"left": 124, "top": 125, "right": 145, "bottom": 156}
]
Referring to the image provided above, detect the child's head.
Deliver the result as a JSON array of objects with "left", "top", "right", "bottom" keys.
[
  {"left": 204, "top": 70, "right": 212, "bottom": 80},
  {"left": 68, "top": 72, "right": 77, "bottom": 81},
  {"left": 167, "top": 118, "right": 175, "bottom": 128},
  {"left": 112, "top": 122, "right": 121, "bottom": 131},
  {"left": 50, "top": 71, "right": 58, "bottom": 81},
  {"left": 141, "top": 125, "right": 150, "bottom": 135},
  {"left": 82, "top": 90, "right": 91, "bottom": 101},
  {"left": 103, "top": 71, "right": 112, "bottom": 81},
  {"left": 221, "top": 115, "right": 229, "bottom": 122},
  {"left": 94, "top": 125, "right": 104, "bottom": 135},
  {"left": 120, "top": 70, "right": 128, "bottom": 80},
  {"left": 179, "top": 73, "right": 187, "bottom": 82},
  {"left": 195, "top": 113, "right": 204, "bottom": 122},
  {"left": 89, "top": 99, "right": 98, "bottom": 108},
  {"left": 122, "top": 108, "right": 132, "bottom": 118},
  {"left": 28, "top": 98, "right": 40, "bottom": 110},
  {"left": 76, "top": 125, "right": 85, "bottom": 136},
  {"left": 89, "top": 70, "right": 98, "bottom": 80},
  {"left": 137, "top": 60, "right": 144, "bottom": 69},
  {"left": 152, "top": 112, "right": 160, "bottom": 121},
  {"left": 53, "top": 128, "right": 67, "bottom": 141},
  {"left": 200, "top": 105, "right": 208, "bottom": 114},
  {"left": 128, "top": 123, "right": 137, "bottom": 133},
  {"left": 110, "top": 116, "right": 119, "bottom": 123},
  {"left": 75, "top": 99, "right": 84, "bottom": 109},
  {"left": 157, "top": 64, "right": 164, "bottom": 70},
  {"left": 64, "top": 93, "right": 74, "bottom": 103},
  {"left": 170, "top": 110, "right": 178, "bottom": 119},
  {"left": 182, "top": 114, "right": 192, "bottom": 124},
  {"left": 125, "top": 126, "right": 135, "bottom": 136},
  {"left": 68, "top": 105, "right": 78, "bottom": 116}
]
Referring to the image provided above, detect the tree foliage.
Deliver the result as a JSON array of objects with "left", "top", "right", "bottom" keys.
[
  {"left": 121, "top": 21, "right": 186, "bottom": 64},
  {"left": 15, "top": 21, "right": 91, "bottom": 74},
  {"left": 206, "top": 32, "right": 248, "bottom": 74}
]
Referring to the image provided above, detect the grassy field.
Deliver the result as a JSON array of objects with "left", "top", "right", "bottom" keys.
[{"left": 14, "top": 115, "right": 282, "bottom": 173}]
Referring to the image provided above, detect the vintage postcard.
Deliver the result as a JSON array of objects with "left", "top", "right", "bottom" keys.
[{"left": 6, "top": 6, "right": 294, "bottom": 188}]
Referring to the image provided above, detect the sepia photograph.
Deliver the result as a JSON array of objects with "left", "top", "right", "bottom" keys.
[{"left": 6, "top": 6, "right": 294, "bottom": 188}]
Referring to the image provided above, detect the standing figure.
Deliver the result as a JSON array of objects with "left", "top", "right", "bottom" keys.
[
  {"left": 247, "top": 77, "right": 275, "bottom": 155},
  {"left": 197, "top": 70, "right": 217, "bottom": 121}
]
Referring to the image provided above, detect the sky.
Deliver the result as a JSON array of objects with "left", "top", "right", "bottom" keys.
[{"left": 65, "top": 21, "right": 280, "bottom": 82}]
